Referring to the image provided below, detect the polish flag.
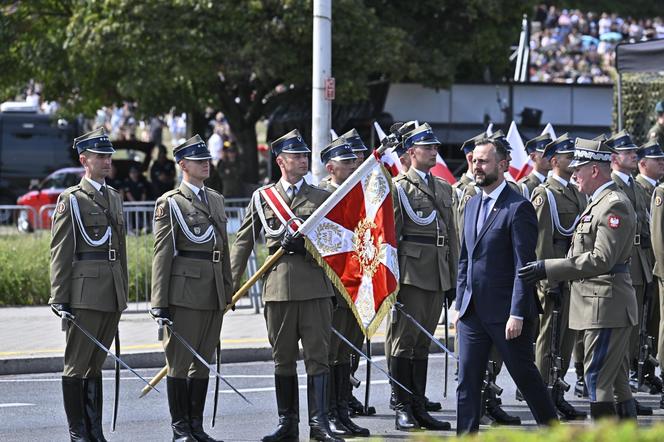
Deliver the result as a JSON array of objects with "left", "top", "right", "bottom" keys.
[
  {"left": 506, "top": 121, "right": 532, "bottom": 181},
  {"left": 431, "top": 154, "right": 457, "bottom": 184}
]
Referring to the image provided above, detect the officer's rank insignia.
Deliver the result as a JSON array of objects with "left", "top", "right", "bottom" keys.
[
  {"left": 155, "top": 205, "right": 165, "bottom": 219},
  {"left": 656, "top": 196, "right": 663, "bottom": 207},
  {"left": 608, "top": 214, "right": 621, "bottom": 229},
  {"left": 533, "top": 195, "right": 544, "bottom": 206},
  {"left": 56, "top": 201, "right": 66, "bottom": 214},
  {"left": 194, "top": 226, "right": 201, "bottom": 235}
]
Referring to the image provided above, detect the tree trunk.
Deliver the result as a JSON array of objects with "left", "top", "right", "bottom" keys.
[{"left": 233, "top": 124, "right": 259, "bottom": 184}]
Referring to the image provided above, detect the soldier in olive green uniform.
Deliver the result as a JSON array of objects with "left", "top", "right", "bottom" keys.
[
  {"left": 518, "top": 134, "right": 552, "bottom": 200},
  {"left": 230, "top": 130, "right": 340, "bottom": 442},
  {"left": 452, "top": 133, "right": 485, "bottom": 245},
  {"left": 317, "top": 138, "right": 370, "bottom": 437},
  {"left": 571, "top": 133, "right": 610, "bottom": 398},
  {"left": 150, "top": 135, "right": 232, "bottom": 442},
  {"left": 389, "top": 123, "right": 456, "bottom": 431},
  {"left": 50, "top": 128, "right": 128, "bottom": 442},
  {"left": 519, "top": 138, "right": 638, "bottom": 420},
  {"left": 650, "top": 144, "right": 664, "bottom": 407},
  {"left": 648, "top": 101, "right": 664, "bottom": 148},
  {"left": 530, "top": 134, "right": 587, "bottom": 420},
  {"left": 337, "top": 128, "right": 375, "bottom": 416},
  {"left": 635, "top": 141, "right": 664, "bottom": 395},
  {"left": 606, "top": 131, "right": 655, "bottom": 415}
]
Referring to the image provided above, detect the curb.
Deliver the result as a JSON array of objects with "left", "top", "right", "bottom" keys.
[{"left": 0, "top": 337, "right": 455, "bottom": 376}]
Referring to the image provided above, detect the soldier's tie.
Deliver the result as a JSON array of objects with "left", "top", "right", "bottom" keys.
[
  {"left": 287, "top": 184, "right": 297, "bottom": 205},
  {"left": 198, "top": 188, "right": 209, "bottom": 207}
]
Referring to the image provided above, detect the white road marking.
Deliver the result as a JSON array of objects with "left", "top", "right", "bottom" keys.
[{"left": 0, "top": 403, "right": 34, "bottom": 408}]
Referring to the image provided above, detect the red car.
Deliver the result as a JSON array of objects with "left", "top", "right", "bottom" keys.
[
  {"left": 16, "top": 167, "right": 85, "bottom": 231},
  {"left": 15, "top": 140, "right": 156, "bottom": 232}
]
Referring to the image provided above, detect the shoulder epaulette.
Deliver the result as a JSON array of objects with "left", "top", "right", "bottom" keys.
[
  {"left": 67, "top": 185, "right": 83, "bottom": 195},
  {"left": 107, "top": 185, "right": 119, "bottom": 193}
]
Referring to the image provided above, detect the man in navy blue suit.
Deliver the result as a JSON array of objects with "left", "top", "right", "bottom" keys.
[{"left": 455, "top": 139, "right": 557, "bottom": 434}]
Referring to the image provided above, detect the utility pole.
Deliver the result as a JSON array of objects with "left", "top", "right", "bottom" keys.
[{"left": 311, "top": 0, "right": 333, "bottom": 184}]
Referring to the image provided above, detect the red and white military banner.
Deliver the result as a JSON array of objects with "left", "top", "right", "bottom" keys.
[{"left": 296, "top": 152, "right": 399, "bottom": 338}]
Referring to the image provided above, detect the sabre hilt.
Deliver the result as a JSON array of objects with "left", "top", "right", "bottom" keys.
[
  {"left": 156, "top": 318, "right": 172, "bottom": 341},
  {"left": 60, "top": 310, "right": 75, "bottom": 332},
  {"left": 391, "top": 304, "right": 398, "bottom": 324}
]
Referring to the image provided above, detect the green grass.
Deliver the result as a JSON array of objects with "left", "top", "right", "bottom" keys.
[{"left": 0, "top": 232, "right": 268, "bottom": 306}]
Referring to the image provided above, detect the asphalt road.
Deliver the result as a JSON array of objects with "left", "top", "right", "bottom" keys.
[{"left": 1, "top": 355, "right": 662, "bottom": 441}]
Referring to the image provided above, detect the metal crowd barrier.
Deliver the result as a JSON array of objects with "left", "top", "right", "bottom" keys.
[
  {"left": 0, "top": 205, "right": 39, "bottom": 234},
  {"left": 120, "top": 200, "right": 262, "bottom": 313},
  {"left": 2, "top": 199, "right": 262, "bottom": 313}
]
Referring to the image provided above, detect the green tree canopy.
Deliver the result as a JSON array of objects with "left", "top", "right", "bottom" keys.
[{"left": 1, "top": 0, "right": 534, "bottom": 181}]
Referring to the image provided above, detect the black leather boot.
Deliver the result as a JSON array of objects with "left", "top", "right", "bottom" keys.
[
  {"left": 589, "top": 401, "right": 616, "bottom": 420},
  {"left": 62, "top": 377, "right": 92, "bottom": 442},
  {"left": 553, "top": 387, "right": 587, "bottom": 420},
  {"left": 307, "top": 373, "right": 343, "bottom": 442},
  {"left": 335, "top": 363, "right": 369, "bottom": 437},
  {"left": 391, "top": 357, "right": 418, "bottom": 431},
  {"left": 188, "top": 377, "right": 220, "bottom": 442},
  {"left": 484, "top": 388, "right": 521, "bottom": 425},
  {"left": 410, "top": 359, "right": 450, "bottom": 430},
  {"left": 84, "top": 377, "right": 107, "bottom": 442},
  {"left": 327, "top": 365, "right": 348, "bottom": 436},
  {"left": 262, "top": 375, "right": 299, "bottom": 442},
  {"left": 167, "top": 377, "right": 196, "bottom": 442},
  {"left": 615, "top": 398, "right": 637, "bottom": 420},
  {"left": 574, "top": 362, "right": 588, "bottom": 398}
]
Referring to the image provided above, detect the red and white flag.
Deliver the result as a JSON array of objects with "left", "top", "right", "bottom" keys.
[
  {"left": 431, "top": 154, "right": 456, "bottom": 184},
  {"left": 297, "top": 150, "right": 399, "bottom": 338},
  {"left": 541, "top": 122, "right": 557, "bottom": 140},
  {"left": 506, "top": 121, "right": 531, "bottom": 181}
]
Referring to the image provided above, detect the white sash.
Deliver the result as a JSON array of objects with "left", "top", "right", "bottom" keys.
[
  {"left": 395, "top": 183, "right": 436, "bottom": 226},
  {"left": 544, "top": 187, "right": 580, "bottom": 236},
  {"left": 70, "top": 194, "right": 112, "bottom": 247},
  {"left": 167, "top": 197, "right": 216, "bottom": 255}
]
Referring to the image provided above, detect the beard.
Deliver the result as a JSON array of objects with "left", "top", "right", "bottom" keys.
[{"left": 475, "top": 169, "right": 499, "bottom": 187}]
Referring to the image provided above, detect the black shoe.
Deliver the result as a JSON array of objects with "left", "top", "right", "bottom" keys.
[
  {"left": 485, "top": 389, "right": 521, "bottom": 426},
  {"left": 307, "top": 373, "right": 343, "bottom": 442},
  {"left": 391, "top": 357, "right": 418, "bottom": 431},
  {"left": 589, "top": 401, "right": 616, "bottom": 420},
  {"left": 188, "top": 378, "right": 221, "bottom": 442},
  {"left": 334, "top": 364, "right": 369, "bottom": 437},
  {"left": 410, "top": 359, "right": 451, "bottom": 431},
  {"left": 347, "top": 394, "right": 375, "bottom": 416},
  {"left": 425, "top": 396, "right": 442, "bottom": 412},
  {"left": 83, "top": 377, "right": 107, "bottom": 442},
  {"left": 62, "top": 377, "right": 92, "bottom": 442},
  {"left": 574, "top": 362, "right": 588, "bottom": 398},
  {"left": 553, "top": 388, "right": 586, "bottom": 420},
  {"left": 616, "top": 399, "right": 637, "bottom": 420},
  {"left": 635, "top": 399, "right": 653, "bottom": 416},
  {"left": 262, "top": 375, "right": 299, "bottom": 442},
  {"left": 167, "top": 377, "right": 196, "bottom": 442},
  {"left": 644, "top": 372, "right": 663, "bottom": 394}
]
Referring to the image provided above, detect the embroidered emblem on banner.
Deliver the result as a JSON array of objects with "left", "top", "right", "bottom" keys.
[{"left": 353, "top": 218, "right": 383, "bottom": 278}]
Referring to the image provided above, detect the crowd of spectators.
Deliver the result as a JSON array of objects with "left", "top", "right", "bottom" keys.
[{"left": 529, "top": 5, "right": 664, "bottom": 84}]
